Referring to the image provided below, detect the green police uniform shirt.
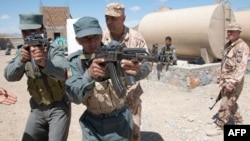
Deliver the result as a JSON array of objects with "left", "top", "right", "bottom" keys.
[
  {"left": 4, "top": 42, "right": 69, "bottom": 104},
  {"left": 4, "top": 42, "right": 68, "bottom": 81}
]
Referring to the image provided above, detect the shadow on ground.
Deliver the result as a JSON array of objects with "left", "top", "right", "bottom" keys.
[
  {"left": 141, "top": 131, "right": 164, "bottom": 141},
  {"left": 212, "top": 112, "right": 236, "bottom": 125}
]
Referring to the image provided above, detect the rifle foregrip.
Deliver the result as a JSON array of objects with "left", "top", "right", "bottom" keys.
[{"left": 108, "top": 63, "right": 126, "bottom": 98}]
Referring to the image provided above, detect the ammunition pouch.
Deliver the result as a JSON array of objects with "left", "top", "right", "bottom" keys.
[
  {"left": 25, "top": 61, "right": 65, "bottom": 105},
  {"left": 27, "top": 77, "right": 65, "bottom": 105}
]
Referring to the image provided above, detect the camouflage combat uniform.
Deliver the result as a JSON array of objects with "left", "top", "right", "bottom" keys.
[
  {"left": 103, "top": 26, "right": 151, "bottom": 141},
  {"left": 217, "top": 38, "right": 249, "bottom": 127}
]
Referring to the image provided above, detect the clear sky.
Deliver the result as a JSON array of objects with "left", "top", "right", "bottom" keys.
[{"left": 0, "top": 0, "right": 249, "bottom": 34}]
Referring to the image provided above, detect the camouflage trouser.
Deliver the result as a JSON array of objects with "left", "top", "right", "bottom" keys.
[
  {"left": 126, "top": 83, "right": 143, "bottom": 141},
  {"left": 216, "top": 84, "right": 243, "bottom": 127},
  {"left": 131, "top": 99, "right": 142, "bottom": 141}
]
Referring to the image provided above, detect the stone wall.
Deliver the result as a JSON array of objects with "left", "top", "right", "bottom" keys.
[
  {"left": 147, "top": 60, "right": 250, "bottom": 90},
  {"left": 147, "top": 61, "right": 221, "bottom": 91}
]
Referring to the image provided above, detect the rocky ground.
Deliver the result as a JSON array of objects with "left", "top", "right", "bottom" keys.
[{"left": 0, "top": 49, "right": 250, "bottom": 141}]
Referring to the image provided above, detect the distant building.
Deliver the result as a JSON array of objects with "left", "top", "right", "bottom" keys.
[
  {"left": 0, "top": 37, "right": 21, "bottom": 50},
  {"left": 0, "top": 6, "right": 72, "bottom": 50},
  {"left": 40, "top": 6, "right": 72, "bottom": 41}
]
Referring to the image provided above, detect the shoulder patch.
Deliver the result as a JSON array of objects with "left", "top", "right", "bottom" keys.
[
  {"left": 66, "top": 67, "right": 74, "bottom": 78},
  {"left": 236, "top": 45, "right": 244, "bottom": 63}
]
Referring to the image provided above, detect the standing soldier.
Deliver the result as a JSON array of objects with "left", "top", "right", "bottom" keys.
[
  {"left": 102, "top": 2, "right": 152, "bottom": 141},
  {"left": 208, "top": 22, "right": 249, "bottom": 136},
  {"left": 216, "top": 22, "right": 249, "bottom": 126},
  {"left": 4, "top": 13, "right": 71, "bottom": 141},
  {"left": 5, "top": 40, "right": 11, "bottom": 55}
]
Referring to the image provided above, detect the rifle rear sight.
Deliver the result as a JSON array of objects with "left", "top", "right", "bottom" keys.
[{"left": 24, "top": 32, "right": 51, "bottom": 47}]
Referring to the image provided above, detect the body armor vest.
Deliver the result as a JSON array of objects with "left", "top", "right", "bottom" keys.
[{"left": 26, "top": 62, "right": 65, "bottom": 105}]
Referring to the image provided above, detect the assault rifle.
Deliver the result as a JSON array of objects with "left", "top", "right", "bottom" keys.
[
  {"left": 209, "top": 91, "right": 222, "bottom": 110},
  {"left": 24, "top": 32, "right": 51, "bottom": 78},
  {"left": 90, "top": 41, "right": 173, "bottom": 98}
]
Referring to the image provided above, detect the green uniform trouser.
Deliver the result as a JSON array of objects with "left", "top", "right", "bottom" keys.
[
  {"left": 80, "top": 106, "right": 133, "bottom": 141},
  {"left": 22, "top": 98, "right": 71, "bottom": 141}
]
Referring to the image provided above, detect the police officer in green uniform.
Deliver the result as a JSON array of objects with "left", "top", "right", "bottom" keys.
[
  {"left": 4, "top": 14, "right": 71, "bottom": 141},
  {"left": 66, "top": 16, "right": 149, "bottom": 141}
]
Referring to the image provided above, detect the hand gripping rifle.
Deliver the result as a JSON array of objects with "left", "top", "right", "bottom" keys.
[
  {"left": 24, "top": 32, "right": 51, "bottom": 78},
  {"left": 92, "top": 41, "right": 173, "bottom": 98}
]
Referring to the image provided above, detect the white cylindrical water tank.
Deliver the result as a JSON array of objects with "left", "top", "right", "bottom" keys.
[
  {"left": 234, "top": 10, "right": 250, "bottom": 46},
  {"left": 138, "top": 4, "right": 235, "bottom": 62}
]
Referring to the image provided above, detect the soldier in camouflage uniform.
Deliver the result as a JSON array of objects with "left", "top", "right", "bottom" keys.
[
  {"left": 4, "top": 14, "right": 71, "bottom": 141},
  {"left": 215, "top": 22, "right": 249, "bottom": 128},
  {"left": 102, "top": 2, "right": 152, "bottom": 141}
]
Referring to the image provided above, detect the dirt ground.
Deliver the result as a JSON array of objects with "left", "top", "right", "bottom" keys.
[{"left": 0, "top": 49, "right": 250, "bottom": 141}]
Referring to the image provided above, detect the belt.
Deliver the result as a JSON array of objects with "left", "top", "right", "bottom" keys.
[
  {"left": 30, "top": 97, "right": 69, "bottom": 109},
  {"left": 87, "top": 106, "right": 127, "bottom": 119}
]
